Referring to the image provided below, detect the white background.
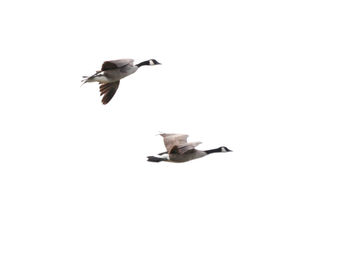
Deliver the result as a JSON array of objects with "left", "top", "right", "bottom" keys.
[{"left": 0, "top": 0, "right": 349, "bottom": 267}]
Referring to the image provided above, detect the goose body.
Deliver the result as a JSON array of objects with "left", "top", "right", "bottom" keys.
[
  {"left": 82, "top": 58, "right": 160, "bottom": 104},
  {"left": 147, "top": 133, "right": 232, "bottom": 163}
]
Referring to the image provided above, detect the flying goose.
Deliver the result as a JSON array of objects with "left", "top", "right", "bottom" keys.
[
  {"left": 81, "top": 58, "right": 161, "bottom": 104},
  {"left": 147, "top": 133, "right": 232, "bottom": 163}
]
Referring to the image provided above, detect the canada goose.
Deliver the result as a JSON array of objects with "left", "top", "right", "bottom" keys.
[
  {"left": 81, "top": 58, "right": 161, "bottom": 104},
  {"left": 147, "top": 133, "right": 232, "bottom": 163}
]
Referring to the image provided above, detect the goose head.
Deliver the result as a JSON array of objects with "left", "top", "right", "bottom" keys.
[
  {"left": 148, "top": 59, "right": 161, "bottom": 65},
  {"left": 220, "top": 146, "right": 232, "bottom": 152}
]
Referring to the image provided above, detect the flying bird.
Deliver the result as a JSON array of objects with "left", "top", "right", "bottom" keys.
[
  {"left": 81, "top": 58, "right": 161, "bottom": 104},
  {"left": 147, "top": 133, "right": 232, "bottom": 163}
]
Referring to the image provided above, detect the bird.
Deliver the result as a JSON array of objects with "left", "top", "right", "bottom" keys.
[
  {"left": 81, "top": 58, "right": 161, "bottom": 104},
  {"left": 147, "top": 133, "right": 232, "bottom": 163}
]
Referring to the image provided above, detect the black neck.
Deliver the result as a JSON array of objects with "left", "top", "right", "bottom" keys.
[
  {"left": 136, "top": 60, "right": 149, "bottom": 67},
  {"left": 204, "top": 147, "right": 222, "bottom": 155}
]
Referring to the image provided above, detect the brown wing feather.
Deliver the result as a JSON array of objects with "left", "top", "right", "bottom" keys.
[
  {"left": 101, "top": 59, "right": 134, "bottom": 71},
  {"left": 99, "top": 81, "right": 120, "bottom": 104},
  {"left": 101, "top": 61, "right": 117, "bottom": 71}
]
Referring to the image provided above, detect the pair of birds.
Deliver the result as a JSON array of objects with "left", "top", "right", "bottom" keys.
[{"left": 82, "top": 58, "right": 232, "bottom": 162}]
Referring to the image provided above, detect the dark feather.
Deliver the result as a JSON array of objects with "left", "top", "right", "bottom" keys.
[
  {"left": 101, "top": 59, "right": 133, "bottom": 71},
  {"left": 169, "top": 146, "right": 179, "bottom": 154},
  {"left": 169, "top": 143, "right": 200, "bottom": 155},
  {"left": 99, "top": 81, "right": 120, "bottom": 105},
  {"left": 101, "top": 61, "right": 117, "bottom": 71}
]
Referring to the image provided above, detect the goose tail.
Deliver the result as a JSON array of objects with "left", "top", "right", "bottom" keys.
[
  {"left": 81, "top": 71, "right": 103, "bottom": 87},
  {"left": 80, "top": 76, "right": 90, "bottom": 86}
]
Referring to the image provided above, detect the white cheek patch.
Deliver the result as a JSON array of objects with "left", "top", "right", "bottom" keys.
[
  {"left": 149, "top": 60, "right": 154, "bottom": 65},
  {"left": 221, "top": 147, "right": 226, "bottom": 152}
]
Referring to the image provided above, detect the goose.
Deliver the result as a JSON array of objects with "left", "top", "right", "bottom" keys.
[
  {"left": 147, "top": 133, "right": 232, "bottom": 163},
  {"left": 81, "top": 58, "right": 161, "bottom": 104}
]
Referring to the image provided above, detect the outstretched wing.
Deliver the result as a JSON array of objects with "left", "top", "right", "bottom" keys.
[
  {"left": 99, "top": 81, "right": 120, "bottom": 104},
  {"left": 160, "top": 133, "right": 201, "bottom": 154},
  {"left": 160, "top": 133, "right": 189, "bottom": 153},
  {"left": 101, "top": 59, "right": 134, "bottom": 71}
]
